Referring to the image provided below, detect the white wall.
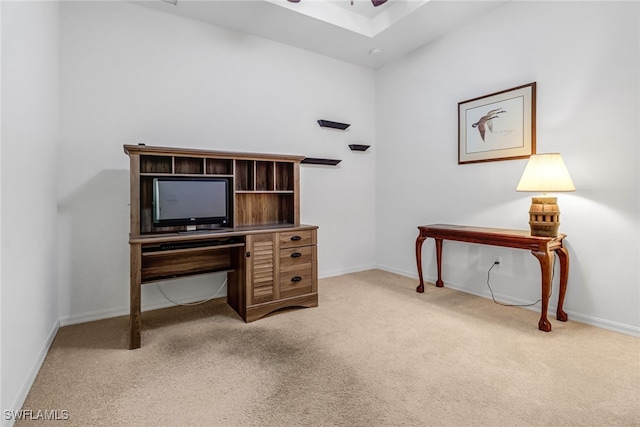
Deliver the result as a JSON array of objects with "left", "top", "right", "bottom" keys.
[
  {"left": 1, "top": 1, "right": 60, "bottom": 422},
  {"left": 57, "top": 1, "right": 376, "bottom": 324},
  {"left": 376, "top": 1, "right": 640, "bottom": 335}
]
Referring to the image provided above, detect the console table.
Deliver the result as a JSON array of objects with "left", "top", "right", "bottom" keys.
[{"left": 415, "top": 224, "right": 569, "bottom": 332}]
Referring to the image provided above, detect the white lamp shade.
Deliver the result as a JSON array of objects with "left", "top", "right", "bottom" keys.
[{"left": 516, "top": 153, "right": 576, "bottom": 192}]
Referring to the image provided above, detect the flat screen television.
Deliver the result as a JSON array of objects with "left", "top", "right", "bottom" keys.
[{"left": 152, "top": 177, "right": 232, "bottom": 228}]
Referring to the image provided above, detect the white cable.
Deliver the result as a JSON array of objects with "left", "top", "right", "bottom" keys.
[
  {"left": 486, "top": 254, "right": 555, "bottom": 307},
  {"left": 156, "top": 277, "right": 228, "bottom": 306}
]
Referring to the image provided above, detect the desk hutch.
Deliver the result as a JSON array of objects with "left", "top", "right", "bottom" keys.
[{"left": 124, "top": 144, "right": 318, "bottom": 349}]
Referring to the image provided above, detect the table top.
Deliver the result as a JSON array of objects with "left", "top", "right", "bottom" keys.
[{"left": 417, "top": 224, "right": 566, "bottom": 251}]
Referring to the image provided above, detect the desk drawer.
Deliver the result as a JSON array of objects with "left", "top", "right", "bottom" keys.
[
  {"left": 279, "top": 230, "right": 314, "bottom": 248},
  {"left": 279, "top": 264, "right": 313, "bottom": 299},
  {"left": 279, "top": 246, "right": 313, "bottom": 271}
]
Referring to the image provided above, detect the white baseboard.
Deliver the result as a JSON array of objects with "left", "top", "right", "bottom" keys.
[
  {"left": 561, "top": 311, "right": 640, "bottom": 337},
  {"left": 59, "top": 293, "right": 226, "bottom": 327},
  {"left": 375, "top": 264, "right": 417, "bottom": 279},
  {"left": 3, "top": 320, "right": 60, "bottom": 427},
  {"left": 60, "top": 265, "right": 375, "bottom": 326},
  {"left": 376, "top": 265, "right": 640, "bottom": 338},
  {"left": 59, "top": 307, "right": 128, "bottom": 327},
  {"left": 318, "top": 264, "right": 377, "bottom": 279}
]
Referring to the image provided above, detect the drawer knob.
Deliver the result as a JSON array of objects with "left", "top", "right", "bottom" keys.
[
  {"left": 291, "top": 276, "right": 302, "bottom": 282},
  {"left": 291, "top": 252, "right": 302, "bottom": 258},
  {"left": 290, "top": 235, "right": 302, "bottom": 241}
]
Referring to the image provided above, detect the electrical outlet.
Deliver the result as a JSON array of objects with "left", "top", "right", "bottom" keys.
[{"left": 494, "top": 256, "right": 502, "bottom": 266}]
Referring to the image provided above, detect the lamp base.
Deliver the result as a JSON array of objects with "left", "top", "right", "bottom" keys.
[{"left": 528, "top": 196, "right": 561, "bottom": 237}]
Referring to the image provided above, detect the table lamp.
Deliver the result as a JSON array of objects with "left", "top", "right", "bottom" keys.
[{"left": 516, "top": 153, "right": 575, "bottom": 237}]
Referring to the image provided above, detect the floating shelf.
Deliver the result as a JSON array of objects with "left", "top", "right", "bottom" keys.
[
  {"left": 301, "top": 157, "right": 342, "bottom": 166},
  {"left": 317, "top": 120, "right": 350, "bottom": 130},
  {"left": 349, "top": 144, "right": 370, "bottom": 152}
]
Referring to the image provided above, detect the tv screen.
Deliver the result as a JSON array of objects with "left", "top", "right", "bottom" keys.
[{"left": 153, "top": 177, "right": 232, "bottom": 227}]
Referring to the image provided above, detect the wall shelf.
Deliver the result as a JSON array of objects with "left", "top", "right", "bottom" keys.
[
  {"left": 301, "top": 157, "right": 342, "bottom": 166},
  {"left": 349, "top": 144, "right": 370, "bottom": 152},
  {"left": 317, "top": 120, "right": 350, "bottom": 130}
]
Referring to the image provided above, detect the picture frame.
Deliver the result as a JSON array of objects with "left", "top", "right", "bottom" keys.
[{"left": 458, "top": 82, "right": 536, "bottom": 164}]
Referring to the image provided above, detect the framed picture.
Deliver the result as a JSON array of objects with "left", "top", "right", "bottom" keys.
[{"left": 458, "top": 82, "right": 536, "bottom": 164}]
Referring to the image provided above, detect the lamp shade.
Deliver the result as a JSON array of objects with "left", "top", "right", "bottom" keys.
[{"left": 516, "top": 153, "right": 575, "bottom": 193}]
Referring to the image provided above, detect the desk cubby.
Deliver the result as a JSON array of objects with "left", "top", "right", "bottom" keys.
[{"left": 129, "top": 147, "right": 301, "bottom": 233}]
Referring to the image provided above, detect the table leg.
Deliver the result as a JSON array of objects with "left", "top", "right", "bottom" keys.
[
  {"left": 555, "top": 247, "right": 569, "bottom": 322},
  {"left": 130, "top": 244, "right": 142, "bottom": 349},
  {"left": 532, "top": 248, "right": 553, "bottom": 332},
  {"left": 435, "top": 238, "right": 444, "bottom": 287},
  {"left": 415, "top": 234, "right": 426, "bottom": 293}
]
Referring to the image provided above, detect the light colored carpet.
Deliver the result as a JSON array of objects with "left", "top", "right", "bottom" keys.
[{"left": 18, "top": 270, "right": 640, "bottom": 426}]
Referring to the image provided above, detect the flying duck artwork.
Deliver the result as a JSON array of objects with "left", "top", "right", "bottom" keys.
[
  {"left": 458, "top": 82, "right": 535, "bottom": 164},
  {"left": 472, "top": 108, "right": 506, "bottom": 141}
]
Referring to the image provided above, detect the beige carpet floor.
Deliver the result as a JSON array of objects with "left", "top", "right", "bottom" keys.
[{"left": 18, "top": 270, "right": 640, "bottom": 426}]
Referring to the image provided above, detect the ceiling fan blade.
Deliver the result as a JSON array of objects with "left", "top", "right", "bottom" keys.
[{"left": 287, "top": 0, "right": 301, "bottom": 2}]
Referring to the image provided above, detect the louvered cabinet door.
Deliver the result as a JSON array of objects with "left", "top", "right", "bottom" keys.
[{"left": 246, "top": 233, "right": 278, "bottom": 305}]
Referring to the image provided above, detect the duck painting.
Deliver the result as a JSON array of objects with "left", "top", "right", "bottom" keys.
[{"left": 472, "top": 108, "right": 506, "bottom": 141}]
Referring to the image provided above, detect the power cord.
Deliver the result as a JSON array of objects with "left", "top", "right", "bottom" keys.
[
  {"left": 156, "top": 277, "right": 228, "bottom": 306},
  {"left": 486, "top": 255, "right": 555, "bottom": 307}
]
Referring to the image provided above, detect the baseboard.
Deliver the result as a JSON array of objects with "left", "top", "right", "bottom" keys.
[
  {"left": 376, "top": 265, "right": 640, "bottom": 338},
  {"left": 3, "top": 320, "right": 60, "bottom": 427},
  {"left": 318, "top": 264, "right": 376, "bottom": 279},
  {"left": 60, "top": 266, "right": 374, "bottom": 326},
  {"left": 59, "top": 293, "right": 226, "bottom": 327},
  {"left": 563, "top": 312, "right": 640, "bottom": 337},
  {"left": 59, "top": 307, "right": 127, "bottom": 327},
  {"left": 375, "top": 264, "right": 417, "bottom": 279}
]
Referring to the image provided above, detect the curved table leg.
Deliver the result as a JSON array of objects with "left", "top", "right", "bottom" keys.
[
  {"left": 435, "top": 238, "right": 444, "bottom": 287},
  {"left": 416, "top": 234, "right": 426, "bottom": 293},
  {"left": 532, "top": 248, "right": 553, "bottom": 332},
  {"left": 555, "top": 247, "right": 569, "bottom": 322}
]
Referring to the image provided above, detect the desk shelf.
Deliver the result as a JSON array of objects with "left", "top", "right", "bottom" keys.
[{"left": 128, "top": 146, "right": 303, "bottom": 234}]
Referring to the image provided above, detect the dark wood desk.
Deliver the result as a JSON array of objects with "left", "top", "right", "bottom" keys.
[
  {"left": 415, "top": 224, "right": 569, "bottom": 332},
  {"left": 129, "top": 224, "right": 318, "bottom": 349},
  {"left": 124, "top": 145, "right": 319, "bottom": 349}
]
